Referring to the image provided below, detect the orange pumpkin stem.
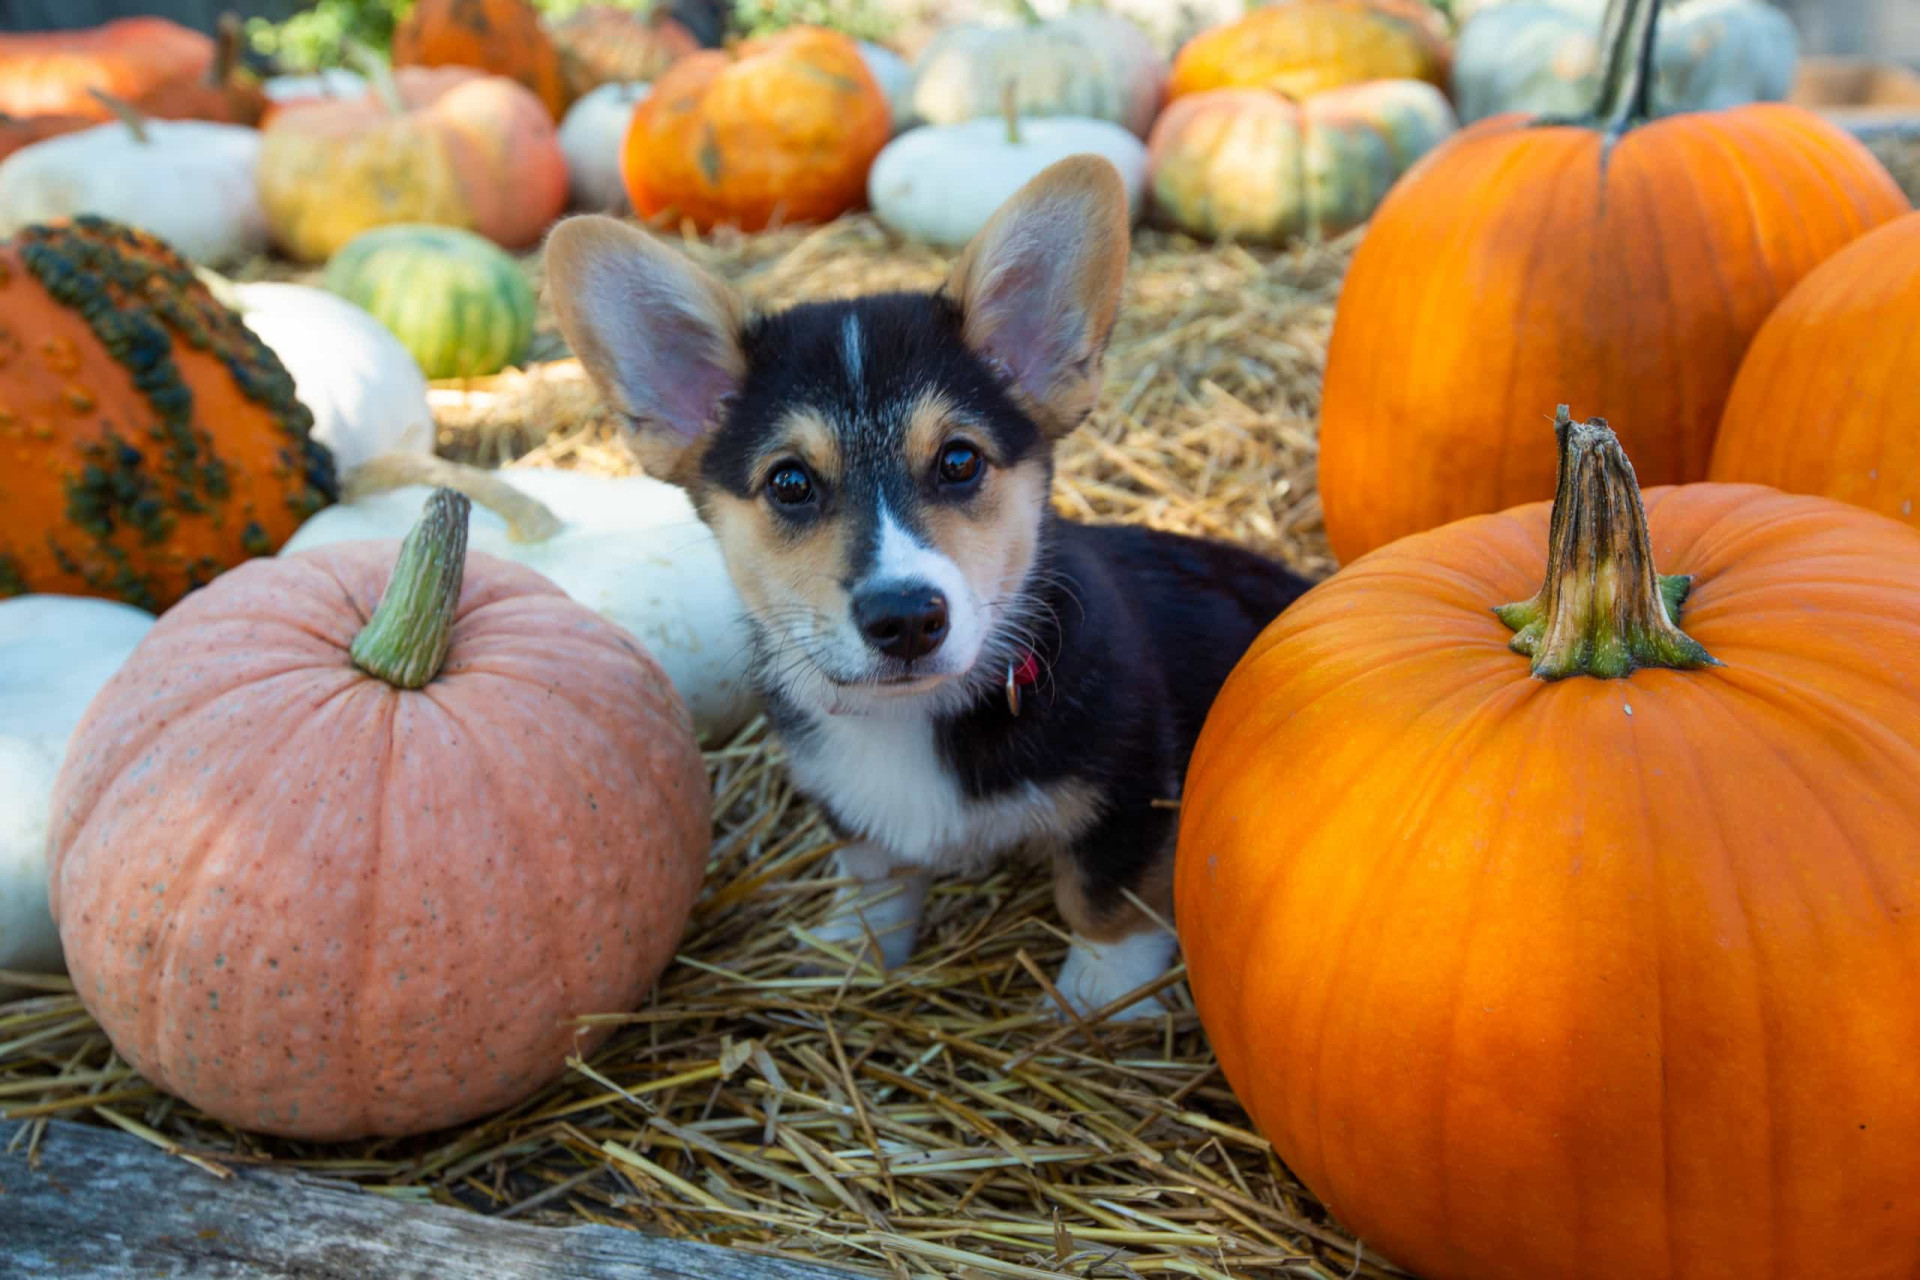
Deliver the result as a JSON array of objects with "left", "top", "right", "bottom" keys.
[
  {"left": 350, "top": 487, "right": 471, "bottom": 689},
  {"left": 1493, "top": 406, "right": 1717, "bottom": 681}
]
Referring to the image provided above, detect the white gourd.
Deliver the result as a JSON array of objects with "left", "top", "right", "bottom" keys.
[
  {"left": 858, "top": 41, "right": 916, "bottom": 135},
  {"left": 559, "top": 81, "right": 651, "bottom": 213},
  {"left": 281, "top": 456, "right": 759, "bottom": 743},
  {"left": 0, "top": 596, "right": 155, "bottom": 989},
  {"left": 0, "top": 107, "right": 264, "bottom": 266}
]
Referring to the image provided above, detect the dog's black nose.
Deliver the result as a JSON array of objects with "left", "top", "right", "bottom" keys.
[{"left": 854, "top": 585, "right": 949, "bottom": 661}]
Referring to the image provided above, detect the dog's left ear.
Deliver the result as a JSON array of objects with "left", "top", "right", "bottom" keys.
[{"left": 945, "top": 154, "right": 1131, "bottom": 438}]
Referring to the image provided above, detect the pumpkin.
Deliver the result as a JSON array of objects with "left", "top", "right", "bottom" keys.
[
  {"left": 1453, "top": 0, "right": 1798, "bottom": 124},
  {"left": 132, "top": 13, "right": 266, "bottom": 127},
  {"left": 559, "top": 81, "right": 651, "bottom": 213},
  {"left": 393, "top": 0, "right": 570, "bottom": 121},
  {"left": 0, "top": 595, "right": 154, "bottom": 991},
  {"left": 0, "top": 97, "right": 266, "bottom": 267},
  {"left": 909, "top": 10, "right": 1169, "bottom": 139},
  {"left": 1146, "top": 79, "right": 1456, "bottom": 245},
  {"left": 256, "top": 58, "right": 568, "bottom": 262},
  {"left": 0, "top": 216, "right": 335, "bottom": 612},
  {"left": 1176, "top": 409, "right": 1920, "bottom": 1280},
  {"left": 551, "top": 4, "right": 698, "bottom": 99},
  {"left": 858, "top": 40, "right": 915, "bottom": 136},
  {"left": 0, "top": 17, "right": 213, "bottom": 121},
  {"left": 47, "top": 488, "right": 711, "bottom": 1140},
  {"left": 622, "top": 27, "right": 890, "bottom": 233},
  {"left": 871, "top": 89, "right": 1146, "bottom": 247},
  {"left": 281, "top": 455, "right": 758, "bottom": 743},
  {"left": 212, "top": 280, "right": 437, "bottom": 477},
  {"left": 1708, "top": 211, "right": 1920, "bottom": 529},
  {"left": 1315, "top": 0, "right": 1909, "bottom": 565},
  {"left": 1167, "top": 0, "right": 1451, "bottom": 102},
  {"left": 324, "top": 224, "right": 536, "bottom": 381},
  {"left": 0, "top": 111, "right": 95, "bottom": 164}
]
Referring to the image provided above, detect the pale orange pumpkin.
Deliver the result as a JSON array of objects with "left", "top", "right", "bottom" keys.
[
  {"left": 1177, "top": 409, "right": 1920, "bottom": 1280},
  {"left": 1168, "top": 0, "right": 1451, "bottom": 101},
  {"left": 1315, "top": 0, "right": 1909, "bottom": 563},
  {"left": 48, "top": 490, "right": 711, "bottom": 1141},
  {"left": 257, "top": 60, "right": 568, "bottom": 262},
  {"left": 1708, "top": 210, "right": 1920, "bottom": 529},
  {"left": 621, "top": 26, "right": 890, "bottom": 232}
]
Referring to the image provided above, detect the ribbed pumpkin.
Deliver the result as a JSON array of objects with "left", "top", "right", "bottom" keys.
[
  {"left": 48, "top": 489, "right": 711, "bottom": 1141},
  {"left": 622, "top": 26, "right": 890, "bottom": 233},
  {"left": 551, "top": 4, "right": 699, "bottom": 99},
  {"left": 0, "top": 217, "right": 334, "bottom": 612},
  {"left": 1708, "top": 211, "right": 1920, "bottom": 529},
  {"left": 324, "top": 224, "right": 537, "bottom": 380},
  {"left": 393, "top": 0, "right": 570, "bottom": 120},
  {"left": 1316, "top": 0, "right": 1909, "bottom": 564},
  {"left": 1178, "top": 410, "right": 1920, "bottom": 1280},
  {"left": 908, "top": 10, "right": 1169, "bottom": 139},
  {"left": 1146, "top": 79, "right": 1456, "bottom": 244},
  {"left": 257, "top": 60, "right": 568, "bottom": 262},
  {"left": 0, "top": 17, "right": 212, "bottom": 120},
  {"left": 1168, "top": 0, "right": 1451, "bottom": 101}
]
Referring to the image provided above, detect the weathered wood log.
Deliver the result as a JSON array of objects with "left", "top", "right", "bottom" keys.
[{"left": 0, "top": 1119, "right": 863, "bottom": 1280}]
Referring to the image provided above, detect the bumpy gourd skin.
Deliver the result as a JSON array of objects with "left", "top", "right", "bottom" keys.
[{"left": 0, "top": 216, "right": 335, "bottom": 611}]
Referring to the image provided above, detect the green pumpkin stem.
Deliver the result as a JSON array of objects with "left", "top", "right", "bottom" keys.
[
  {"left": 1001, "top": 77, "right": 1022, "bottom": 146},
  {"left": 1493, "top": 406, "right": 1717, "bottom": 681},
  {"left": 86, "top": 88, "right": 150, "bottom": 144},
  {"left": 1591, "top": 0, "right": 1661, "bottom": 135},
  {"left": 350, "top": 488, "right": 471, "bottom": 690},
  {"left": 344, "top": 38, "right": 404, "bottom": 114}
]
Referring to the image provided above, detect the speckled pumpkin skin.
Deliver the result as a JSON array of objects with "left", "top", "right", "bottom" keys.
[
  {"left": 47, "top": 543, "right": 711, "bottom": 1141},
  {"left": 1147, "top": 80, "right": 1457, "bottom": 244},
  {"left": 0, "top": 217, "right": 334, "bottom": 611},
  {"left": 622, "top": 27, "right": 889, "bottom": 232}
]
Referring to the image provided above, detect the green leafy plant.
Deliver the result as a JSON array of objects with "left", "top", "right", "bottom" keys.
[
  {"left": 730, "top": 0, "right": 898, "bottom": 43},
  {"left": 247, "top": 0, "right": 412, "bottom": 70}
]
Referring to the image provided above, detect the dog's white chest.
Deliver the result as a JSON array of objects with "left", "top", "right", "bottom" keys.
[{"left": 786, "top": 713, "right": 1065, "bottom": 869}]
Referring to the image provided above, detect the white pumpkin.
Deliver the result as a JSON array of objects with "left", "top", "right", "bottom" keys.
[
  {"left": 559, "top": 80, "right": 651, "bottom": 213},
  {"left": 0, "top": 108, "right": 265, "bottom": 266},
  {"left": 870, "top": 110, "right": 1148, "bottom": 248},
  {"left": 1452, "top": 0, "right": 1799, "bottom": 124},
  {"left": 281, "top": 455, "right": 759, "bottom": 743},
  {"left": 0, "top": 596, "right": 155, "bottom": 987},
  {"left": 858, "top": 40, "right": 917, "bottom": 135},
  {"left": 910, "top": 10, "right": 1169, "bottom": 139}
]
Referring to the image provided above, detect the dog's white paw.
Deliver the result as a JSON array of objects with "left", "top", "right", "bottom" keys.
[
  {"left": 797, "top": 870, "right": 930, "bottom": 974},
  {"left": 1048, "top": 930, "right": 1178, "bottom": 1023}
]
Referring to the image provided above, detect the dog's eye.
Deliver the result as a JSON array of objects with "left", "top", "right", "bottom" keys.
[
  {"left": 937, "top": 442, "right": 983, "bottom": 488},
  {"left": 767, "top": 463, "right": 815, "bottom": 507}
]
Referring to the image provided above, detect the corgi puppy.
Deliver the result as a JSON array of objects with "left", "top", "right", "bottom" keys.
[{"left": 546, "top": 157, "right": 1314, "bottom": 1021}]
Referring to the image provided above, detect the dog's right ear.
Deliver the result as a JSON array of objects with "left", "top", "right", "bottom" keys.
[{"left": 545, "top": 215, "right": 747, "bottom": 481}]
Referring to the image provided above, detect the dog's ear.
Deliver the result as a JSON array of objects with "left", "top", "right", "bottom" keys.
[
  {"left": 545, "top": 214, "right": 747, "bottom": 481},
  {"left": 945, "top": 155, "right": 1130, "bottom": 437}
]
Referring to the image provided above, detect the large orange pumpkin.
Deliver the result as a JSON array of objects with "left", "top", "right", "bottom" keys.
[
  {"left": 0, "top": 217, "right": 334, "bottom": 611},
  {"left": 1315, "top": 0, "right": 1909, "bottom": 565},
  {"left": 621, "top": 26, "right": 890, "bottom": 233},
  {"left": 257, "top": 61, "right": 568, "bottom": 262},
  {"left": 1177, "top": 409, "right": 1920, "bottom": 1280},
  {"left": 1167, "top": 0, "right": 1450, "bottom": 101},
  {"left": 1708, "top": 210, "right": 1920, "bottom": 529},
  {"left": 394, "top": 0, "right": 570, "bottom": 121},
  {"left": 48, "top": 489, "right": 712, "bottom": 1141},
  {"left": 0, "top": 17, "right": 213, "bottom": 121}
]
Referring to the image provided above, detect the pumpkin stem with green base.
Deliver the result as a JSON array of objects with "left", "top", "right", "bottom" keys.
[
  {"left": 1001, "top": 77, "right": 1022, "bottom": 145},
  {"left": 350, "top": 488, "right": 471, "bottom": 690},
  {"left": 1493, "top": 406, "right": 1717, "bottom": 681},
  {"left": 344, "top": 39, "right": 405, "bottom": 114},
  {"left": 1533, "top": 0, "right": 1662, "bottom": 138}
]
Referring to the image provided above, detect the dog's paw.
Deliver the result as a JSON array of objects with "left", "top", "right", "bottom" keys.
[
  {"left": 796, "top": 908, "right": 920, "bottom": 974},
  {"left": 1047, "top": 931, "right": 1178, "bottom": 1024}
]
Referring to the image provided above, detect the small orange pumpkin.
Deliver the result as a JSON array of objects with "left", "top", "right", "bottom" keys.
[
  {"left": 1168, "top": 0, "right": 1451, "bottom": 101},
  {"left": 1316, "top": 0, "right": 1909, "bottom": 563},
  {"left": 1708, "top": 210, "right": 1920, "bottom": 529},
  {"left": 257, "top": 61, "right": 569, "bottom": 262},
  {"left": 551, "top": 4, "right": 700, "bottom": 99},
  {"left": 0, "top": 217, "right": 334, "bottom": 611},
  {"left": 1178, "top": 409, "right": 1920, "bottom": 1280},
  {"left": 621, "top": 26, "right": 890, "bottom": 233},
  {"left": 394, "top": 0, "right": 570, "bottom": 120},
  {"left": 48, "top": 489, "right": 712, "bottom": 1141},
  {"left": 0, "top": 17, "right": 213, "bottom": 121}
]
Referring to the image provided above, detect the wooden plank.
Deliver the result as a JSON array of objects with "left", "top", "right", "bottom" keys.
[{"left": 0, "top": 1119, "right": 863, "bottom": 1280}]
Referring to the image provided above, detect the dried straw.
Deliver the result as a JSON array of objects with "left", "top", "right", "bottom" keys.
[{"left": 3, "top": 216, "right": 1379, "bottom": 1277}]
